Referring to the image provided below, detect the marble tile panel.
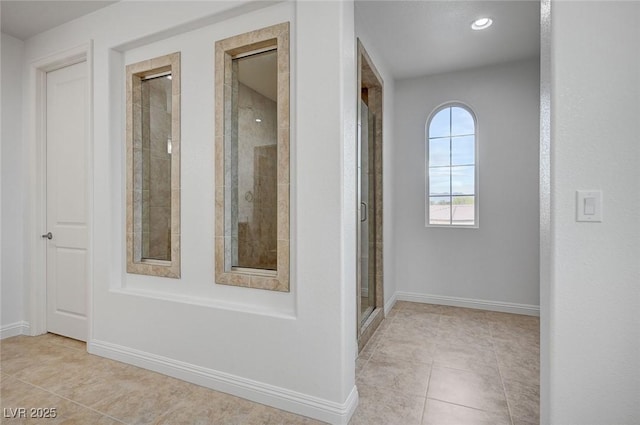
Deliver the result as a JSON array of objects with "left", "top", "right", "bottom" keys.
[
  {"left": 277, "top": 184, "right": 290, "bottom": 240},
  {"left": 277, "top": 128, "right": 290, "bottom": 185}
]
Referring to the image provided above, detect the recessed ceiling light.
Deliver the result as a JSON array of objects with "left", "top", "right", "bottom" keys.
[
  {"left": 255, "top": 118, "right": 262, "bottom": 123},
  {"left": 471, "top": 17, "right": 493, "bottom": 31}
]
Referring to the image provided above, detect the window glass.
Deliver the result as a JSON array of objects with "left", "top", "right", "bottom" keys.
[
  {"left": 429, "top": 108, "right": 451, "bottom": 138},
  {"left": 451, "top": 135, "right": 474, "bottom": 166},
  {"left": 427, "top": 105, "right": 477, "bottom": 227}
]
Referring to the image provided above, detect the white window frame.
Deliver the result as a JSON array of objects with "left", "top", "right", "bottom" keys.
[{"left": 425, "top": 102, "right": 479, "bottom": 228}]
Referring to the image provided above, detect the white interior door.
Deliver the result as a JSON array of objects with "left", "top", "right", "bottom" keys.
[{"left": 45, "top": 61, "right": 88, "bottom": 342}]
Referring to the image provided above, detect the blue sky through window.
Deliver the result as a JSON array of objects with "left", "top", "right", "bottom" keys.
[{"left": 427, "top": 106, "right": 476, "bottom": 226}]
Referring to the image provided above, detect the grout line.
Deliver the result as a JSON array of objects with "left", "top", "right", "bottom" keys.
[
  {"left": 11, "top": 376, "right": 129, "bottom": 424},
  {"left": 488, "top": 323, "right": 515, "bottom": 425},
  {"left": 425, "top": 396, "right": 496, "bottom": 413},
  {"left": 420, "top": 360, "right": 435, "bottom": 424},
  {"left": 418, "top": 393, "right": 429, "bottom": 425}
]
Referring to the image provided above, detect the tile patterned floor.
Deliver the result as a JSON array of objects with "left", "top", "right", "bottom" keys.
[
  {"left": 354, "top": 301, "right": 540, "bottom": 425},
  {"left": 0, "top": 301, "right": 539, "bottom": 424}
]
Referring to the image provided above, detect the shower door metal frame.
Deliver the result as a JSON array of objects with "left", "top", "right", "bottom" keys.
[{"left": 356, "top": 39, "right": 385, "bottom": 352}]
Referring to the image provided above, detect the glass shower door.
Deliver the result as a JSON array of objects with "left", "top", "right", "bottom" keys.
[{"left": 359, "top": 100, "right": 376, "bottom": 325}]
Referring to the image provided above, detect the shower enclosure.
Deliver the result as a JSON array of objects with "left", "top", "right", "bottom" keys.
[{"left": 357, "top": 40, "right": 384, "bottom": 350}]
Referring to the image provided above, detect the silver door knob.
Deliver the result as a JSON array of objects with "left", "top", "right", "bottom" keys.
[{"left": 41, "top": 232, "right": 53, "bottom": 240}]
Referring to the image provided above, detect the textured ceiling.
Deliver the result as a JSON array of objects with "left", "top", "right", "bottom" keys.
[{"left": 355, "top": 0, "right": 541, "bottom": 79}]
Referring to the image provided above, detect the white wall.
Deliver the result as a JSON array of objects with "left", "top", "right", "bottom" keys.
[
  {"left": 393, "top": 59, "right": 540, "bottom": 313},
  {"left": 19, "top": 1, "right": 358, "bottom": 423},
  {"left": 549, "top": 1, "right": 640, "bottom": 423},
  {"left": 355, "top": 10, "right": 397, "bottom": 314},
  {"left": 1, "top": 33, "right": 27, "bottom": 338}
]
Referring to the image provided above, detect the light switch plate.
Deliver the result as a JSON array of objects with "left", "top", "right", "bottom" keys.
[{"left": 576, "top": 190, "right": 602, "bottom": 222}]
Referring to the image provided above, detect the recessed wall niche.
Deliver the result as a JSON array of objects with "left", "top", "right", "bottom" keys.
[
  {"left": 126, "top": 52, "right": 181, "bottom": 278},
  {"left": 215, "top": 23, "right": 290, "bottom": 291}
]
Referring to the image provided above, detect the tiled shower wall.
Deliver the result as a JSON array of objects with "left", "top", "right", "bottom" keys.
[
  {"left": 236, "top": 83, "right": 277, "bottom": 269},
  {"left": 141, "top": 76, "right": 172, "bottom": 260}
]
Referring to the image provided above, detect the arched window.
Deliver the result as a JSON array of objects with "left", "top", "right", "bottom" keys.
[{"left": 426, "top": 104, "right": 478, "bottom": 227}]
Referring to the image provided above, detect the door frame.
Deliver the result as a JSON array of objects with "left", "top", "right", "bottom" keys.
[
  {"left": 28, "top": 42, "right": 93, "bottom": 342},
  {"left": 356, "top": 39, "right": 384, "bottom": 351}
]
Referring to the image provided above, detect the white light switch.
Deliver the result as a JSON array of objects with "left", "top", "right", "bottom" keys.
[
  {"left": 577, "top": 190, "right": 602, "bottom": 222},
  {"left": 584, "top": 197, "right": 596, "bottom": 215}
]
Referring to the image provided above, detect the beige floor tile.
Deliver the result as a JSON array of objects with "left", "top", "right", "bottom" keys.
[
  {"left": 422, "top": 399, "right": 512, "bottom": 425},
  {"left": 427, "top": 366, "right": 509, "bottom": 414},
  {"left": 439, "top": 306, "right": 491, "bottom": 320},
  {"left": 1, "top": 341, "right": 76, "bottom": 377},
  {"left": 485, "top": 311, "right": 539, "bottom": 328},
  {"left": 375, "top": 335, "right": 436, "bottom": 364},
  {"left": 497, "top": 360, "right": 539, "bottom": 387},
  {"left": 494, "top": 343, "right": 540, "bottom": 386},
  {"left": 355, "top": 356, "right": 369, "bottom": 375},
  {"left": 438, "top": 315, "right": 491, "bottom": 334},
  {"left": 383, "top": 318, "right": 439, "bottom": 341},
  {"left": 91, "top": 371, "right": 195, "bottom": 424},
  {"left": 432, "top": 342, "right": 499, "bottom": 374},
  {"left": 511, "top": 417, "right": 539, "bottom": 425},
  {"left": 349, "top": 386, "right": 425, "bottom": 425},
  {"left": 504, "top": 379, "right": 539, "bottom": 424},
  {"left": 358, "top": 351, "right": 431, "bottom": 397},
  {"left": 3, "top": 302, "right": 541, "bottom": 425},
  {"left": 392, "top": 310, "right": 441, "bottom": 332},
  {"left": 359, "top": 326, "right": 384, "bottom": 361},
  {"left": 1, "top": 376, "right": 35, "bottom": 406},
  {"left": 385, "top": 306, "right": 402, "bottom": 318},
  {"left": 0, "top": 376, "right": 118, "bottom": 425},
  {"left": 244, "top": 403, "right": 326, "bottom": 425},
  {"left": 396, "top": 301, "right": 449, "bottom": 315},
  {"left": 10, "top": 349, "right": 89, "bottom": 389},
  {"left": 151, "top": 387, "right": 258, "bottom": 425},
  {"left": 435, "top": 330, "right": 493, "bottom": 351},
  {"left": 42, "top": 333, "right": 87, "bottom": 351}
]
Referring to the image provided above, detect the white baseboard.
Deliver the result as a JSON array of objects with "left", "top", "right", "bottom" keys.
[
  {"left": 395, "top": 291, "right": 540, "bottom": 316},
  {"left": 89, "top": 340, "right": 358, "bottom": 425},
  {"left": 384, "top": 292, "right": 397, "bottom": 315},
  {"left": 0, "top": 321, "right": 30, "bottom": 339}
]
